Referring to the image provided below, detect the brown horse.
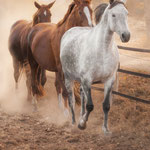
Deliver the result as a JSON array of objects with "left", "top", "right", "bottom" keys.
[
  {"left": 28, "top": 0, "right": 93, "bottom": 113},
  {"left": 8, "top": 1, "right": 55, "bottom": 101}
]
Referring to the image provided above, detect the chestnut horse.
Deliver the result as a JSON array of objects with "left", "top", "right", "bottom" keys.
[
  {"left": 8, "top": 1, "right": 55, "bottom": 101},
  {"left": 28, "top": 0, "right": 93, "bottom": 112}
]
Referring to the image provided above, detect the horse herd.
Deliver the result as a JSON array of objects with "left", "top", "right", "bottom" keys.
[{"left": 8, "top": 0, "right": 130, "bottom": 134}]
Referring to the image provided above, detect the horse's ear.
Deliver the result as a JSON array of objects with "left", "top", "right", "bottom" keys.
[
  {"left": 74, "top": 0, "right": 81, "bottom": 6},
  {"left": 47, "top": 0, "right": 55, "bottom": 9},
  {"left": 120, "top": 0, "right": 127, "bottom": 4},
  {"left": 34, "top": 1, "right": 41, "bottom": 9},
  {"left": 109, "top": 0, "right": 114, "bottom": 4}
]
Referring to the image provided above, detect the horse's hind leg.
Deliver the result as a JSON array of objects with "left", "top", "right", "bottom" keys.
[
  {"left": 12, "top": 57, "right": 20, "bottom": 89},
  {"left": 28, "top": 49, "right": 44, "bottom": 111},
  {"left": 28, "top": 49, "right": 44, "bottom": 97},
  {"left": 56, "top": 68, "right": 69, "bottom": 116},
  {"left": 64, "top": 76, "right": 75, "bottom": 124},
  {"left": 41, "top": 69, "right": 47, "bottom": 87},
  {"left": 78, "top": 80, "right": 94, "bottom": 130},
  {"left": 37, "top": 67, "right": 41, "bottom": 85},
  {"left": 102, "top": 79, "right": 113, "bottom": 134},
  {"left": 37, "top": 67, "right": 47, "bottom": 87},
  {"left": 55, "top": 72, "right": 63, "bottom": 108}
]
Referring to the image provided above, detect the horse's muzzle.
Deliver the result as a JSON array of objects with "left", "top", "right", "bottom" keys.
[{"left": 121, "top": 32, "right": 130, "bottom": 43}]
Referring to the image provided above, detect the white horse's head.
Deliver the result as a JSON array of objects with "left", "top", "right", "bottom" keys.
[{"left": 107, "top": 0, "right": 130, "bottom": 42}]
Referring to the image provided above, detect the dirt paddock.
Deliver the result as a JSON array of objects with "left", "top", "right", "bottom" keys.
[{"left": 0, "top": 73, "right": 150, "bottom": 150}]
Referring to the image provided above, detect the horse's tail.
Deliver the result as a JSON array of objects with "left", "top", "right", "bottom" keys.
[
  {"left": 74, "top": 81, "right": 81, "bottom": 106},
  {"left": 12, "top": 59, "right": 24, "bottom": 89}
]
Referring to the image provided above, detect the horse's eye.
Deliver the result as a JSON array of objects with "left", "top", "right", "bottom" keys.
[{"left": 112, "top": 14, "right": 116, "bottom": 17}]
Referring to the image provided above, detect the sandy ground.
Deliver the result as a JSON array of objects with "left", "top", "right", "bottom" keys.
[{"left": 0, "top": 74, "right": 150, "bottom": 150}]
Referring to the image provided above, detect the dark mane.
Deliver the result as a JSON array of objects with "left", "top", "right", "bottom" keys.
[
  {"left": 32, "top": 10, "right": 40, "bottom": 26},
  {"left": 57, "top": 2, "right": 75, "bottom": 27},
  {"left": 109, "top": 1, "right": 125, "bottom": 9},
  {"left": 94, "top": 3, "right": 108, "bottom": 24}
]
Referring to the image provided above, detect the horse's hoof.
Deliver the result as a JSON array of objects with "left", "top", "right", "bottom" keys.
[
  {"left": 32, "top": 106, "right": 38, "bottom": 113},
  {"left": 64, "top": 109, "right": 70, "bottom": 118},
  {"left": 72, "top": 120, "right": 76, "bottom": 125},
  {"left": 104, "top": 130, "right": 112, "bottom": 136},
  {"left": 78, "top": 117, "right": 87, "bottom": 130},
  {"left": 102, "top": 125, "right": 112, "bottom": 135},
  {"left": 78, "top": 123, "right": 86, "bottom": 130},
  {"left": 58, "top": 94, "right": 63, "bottom": 109}
]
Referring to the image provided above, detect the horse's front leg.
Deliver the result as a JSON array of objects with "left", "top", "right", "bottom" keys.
[
  {"left": 28, "top": 49, "right": 43, "bottom": 111},
  {"left": 102, "top": 79, "right": 114, "bottom": 134},
  {"left": 80, "top": 85, "right": 85, "bottom": 116},
  {"left": 78, "top": 81, "right": 94, "bottom": 130}
]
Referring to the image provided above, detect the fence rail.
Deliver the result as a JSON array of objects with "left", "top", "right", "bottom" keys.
[
  {"left": 118, "top": 45, "right": 150, "bottom": 53},
  {"left": 118, "top": 69, "right": 150, "bottom": 78},
  {"left": 92, "top": 86, "right": 150, "bottom": 104}
]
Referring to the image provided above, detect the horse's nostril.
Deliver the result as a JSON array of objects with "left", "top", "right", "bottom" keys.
[
  {"left": 121, "top": 32, "right": 130, "bottom": 42},
  {"left": 122, "top": 33, "right": 125, "bottom": 39}
]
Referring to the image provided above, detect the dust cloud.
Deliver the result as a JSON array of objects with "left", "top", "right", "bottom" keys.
[
  {"left": 0, "top": 0, "right": 70, "bottom": 123},
  {"left": 0, "top": 0, "right": 36, "bottom": 113}
]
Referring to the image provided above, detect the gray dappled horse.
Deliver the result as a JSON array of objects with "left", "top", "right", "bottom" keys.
[{"left": 60, "top": 0, "right": 130, "bottom": 134}]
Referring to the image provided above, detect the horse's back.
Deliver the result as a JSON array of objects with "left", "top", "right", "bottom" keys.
[
  {"left": 9, "top": 20, "right": 32, "bottom": 62},
  {"left": 28, "top": 23, "right": 54, "bottom": 45},
  {"left": 10, "top": 20, "right": 28, "bottom": 31},
  {"left": 29, "top": 23, "right": 57, "bottom": 71},
  {"left": 61, "top": 26, "right": 91, "bottom": 55}
]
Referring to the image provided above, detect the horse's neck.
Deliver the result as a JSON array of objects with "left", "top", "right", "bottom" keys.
[
  {"left": 32, "top": 16, "right": 37, "bottom": 26},
  {"left": 94, "top": 12, "right": 114, "bottom": 53},
  {"left": 57, "top": 17, "right": 78, "bottom": 38}
]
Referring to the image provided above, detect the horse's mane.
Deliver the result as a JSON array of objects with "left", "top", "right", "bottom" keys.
[
  {"left": 109, "top": 1, "right": 125, "bottom": 9},
  {"left": 57, "top": 2, "right": 76, "bottom": 27},
  {"left": 94, "top": 3, "right": 108, "bottom": 24},
  {"left": 32, "top": 10, "right": 40, "bottom": 26}
]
